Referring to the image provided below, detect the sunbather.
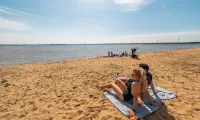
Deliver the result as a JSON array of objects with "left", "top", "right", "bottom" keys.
[
  {"left": 139, "top": 63, "right": 157, "bottom": 93},
  {"left": 100, "top": 68, "right": 160, "bottom": 118}
]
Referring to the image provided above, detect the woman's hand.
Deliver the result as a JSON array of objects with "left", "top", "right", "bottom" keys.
[
  {"left": 129, "top": 110, "right": 139, "bottom": 120},
  {"left": 128, "top": 110, "right": 135, "bottom": 118},
  {"left": 130, "top": 116, "right": 139, "bottom": 120},
  {"left": 151, "top": 101, "right": 161, "bottom": 107},
  {"left": 153, "top": 89, "right": 159, "bottom": 94},
  {"left": 138, "top": 98, "right": 144, "bottom": 106}
]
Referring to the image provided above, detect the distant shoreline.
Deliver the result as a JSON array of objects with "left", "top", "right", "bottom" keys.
[
  {"left": 0, "top": 42, "right": 200, "bottom": 45},
  {"left": 0, "top": 48, "right": 199, "bottom": 66}
]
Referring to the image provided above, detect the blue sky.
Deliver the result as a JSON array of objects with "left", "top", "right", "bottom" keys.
[{"left": 0, "top": 0, "right": 200, "bottom": 44}]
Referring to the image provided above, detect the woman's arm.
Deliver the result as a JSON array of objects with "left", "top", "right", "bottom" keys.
[
  {"left": 128, "top": 83, "right": 141, "bottom": 117},
  {"left": 145, "top": 90, "right": 153, "bottom": 104},
  {"left": 133, "top": 94, "right": 138, "bottom": 110},
  {"left": 132, "top": 83, "right": 141, "bottom": 109},
  {"left": 150, "top": 81, "right": 157, "bottom": 93},
  {"left": 145, "top": 90, "right": 161, "bottom": 106}
]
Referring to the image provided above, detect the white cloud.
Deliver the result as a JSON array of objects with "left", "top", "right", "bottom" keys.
[
  {"left": 0, "top": 31, "right": 199, "bottom": 44},
  {"left": 78, "top": 0, "right": 105, "bottom": 4},
  {"left": 120, "top": 31, "right": 200, "bottom": 43},
  {"left": 0, "top": 5, "right": 34, "bottom": 17},
  {"left": 0, "top": 17, "right": 33, "bottom": 31},
  {"left": 113, "top": 0, "right": 154, "bottom": 11},
  {"left": 0, "top": 6, "right": 35, "bottom": 31},
  {"left": 0, "top": 5, "right": 64, "bottom": 22},
  {"left": 125, "top": 31, "right": 200, "bottom": 38}
]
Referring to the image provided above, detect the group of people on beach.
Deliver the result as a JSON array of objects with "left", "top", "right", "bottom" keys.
[
  {"left": 107, "top": 48, "right": 138, "bottom": 59},
  {"left": 107, "top": 51, "right": 118, "bottom": 57},
  {"left": 99, "top": 63, "right": 160, "bottom": 118},
  {"left": 108, "top": 51, "right": 129, "bottom": 57}
]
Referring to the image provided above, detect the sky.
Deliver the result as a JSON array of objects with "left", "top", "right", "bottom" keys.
[{"left": 0, "top": 0, "right": 200, "bottom": 44}]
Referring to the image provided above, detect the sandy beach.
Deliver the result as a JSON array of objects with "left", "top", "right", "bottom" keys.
[{"left": 0, "top": 48, "right": 200, "bottom": 120}]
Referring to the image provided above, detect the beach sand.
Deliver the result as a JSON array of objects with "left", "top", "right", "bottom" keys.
[{"left": 0, "top": 48, "right": 200, "bottom": 120}]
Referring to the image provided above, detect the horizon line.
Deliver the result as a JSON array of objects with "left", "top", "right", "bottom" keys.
[{"left": 0, "top": 41, "right": 200, "bottom": 45}]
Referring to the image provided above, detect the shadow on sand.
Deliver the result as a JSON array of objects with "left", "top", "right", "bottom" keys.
[{"left": 143, "top": 104, "right": 175, "bottom": 120}]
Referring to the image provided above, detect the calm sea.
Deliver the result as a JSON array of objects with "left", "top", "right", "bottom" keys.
[{"left": 0, "top": 44, "right": 199, "bottom": 65}]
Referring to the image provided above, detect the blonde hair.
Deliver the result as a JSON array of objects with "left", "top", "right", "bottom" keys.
[{"left": 131, "top": 68, "right": 148, "bottom": 93}]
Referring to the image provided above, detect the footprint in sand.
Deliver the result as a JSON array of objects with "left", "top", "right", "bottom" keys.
[
  {"left": 73, "top": 86, "right": 77, "bottom": 89},
  {"left": 113, "top": 116, "right": 123, "bottom": 120},
  {"left": 194, "top": 108, "right": 200, "bottom": 111},
  {"left": 101, "top": 115, "right": 112, "bottom": 120},
  {"left": 179, "top": 81, "right": 184, "bottom": 84},
  {"left": 70, "top": 110, "right": 83, "bottom": 118},
  {"left": 75, "top": 104, "right": 81, "bottom": 107},
  {"left": 89, "top": 94, "right": 93, "bottom": 98},
  {"left": 62, "top": 116, "right": 67, "bottom": 119},
  {"left": 88, "top": 93, "right": 99, "bottom": 99},
  {"left": 31, "top": 106, "right": 37, "bottom": 111},
  {"left": 0, "top": 79, "right": 10, "bottom": 87},
  {"left": 19, "top": 114, "right": 26, "bottom": 118},
  {"left": 99, "top": 99, "right": 107, "bottom": 105},
  {"left": 62, "top": 99, "right": 68, "bottom": 103},
  {"left": 79, "top": 99, "right": 86, "bottom": 105},
  {"left": 66, "top": 107, "right": 72, "bottom": 110},
  {"left": 47, "top": 104, "right": 53, "bottom": 108},
  {"left": 183, "top": 87, "right": 190, "bottom": 90}
]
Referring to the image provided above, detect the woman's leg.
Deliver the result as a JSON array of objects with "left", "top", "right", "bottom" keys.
[
  {"left": 99, "top": 82, "right": 124, "bottom": 100},
  {"left": 115, "top": 78, "right": 128, "bottom": 91},
  {"left": 116, "top": 77, "right": 129, "bottom": 82},
  {"left": 115, "top": 77, "right": 129, "bottom": 86}
]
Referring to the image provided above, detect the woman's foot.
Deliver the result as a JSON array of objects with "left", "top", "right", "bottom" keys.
[{"left": 99, "top": 85, "right": 105, "bottom": 89}]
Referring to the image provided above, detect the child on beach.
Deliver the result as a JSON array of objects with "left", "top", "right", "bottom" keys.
[
  {"left": 139, "top": 63, "right": 157, "bottom": 93},
  {"left": 108, "top": 52, "right": 110, "bottom": 57},
  {"left": 100, "top": 68, "right": 160, "bottom": 118},
  {"left": 111, "top": 52, "right": 114, "bottom": 57},
  {"left": 125, "top": 51, "right": 128, "bottom": 56}
]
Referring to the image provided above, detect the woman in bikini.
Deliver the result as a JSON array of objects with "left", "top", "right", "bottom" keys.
[{"left": 99, "top": 68, "right": 160, "bottom": 118}]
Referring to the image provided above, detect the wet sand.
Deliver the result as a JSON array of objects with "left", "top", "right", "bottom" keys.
[{"left": 0, "top": 48, "right": 200, "bottom": 120}]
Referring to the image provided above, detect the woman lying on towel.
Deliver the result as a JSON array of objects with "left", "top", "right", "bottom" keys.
[{"left": 99, "top": 68, "right": 161, "bottom": 118}]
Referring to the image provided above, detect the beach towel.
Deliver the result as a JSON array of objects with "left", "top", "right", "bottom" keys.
[
  {"left": 103, "top": 86, "right": 176, "bottom": 118},
  {"left": 150, "top": 86, "right": 176, "bottom": 100}
]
